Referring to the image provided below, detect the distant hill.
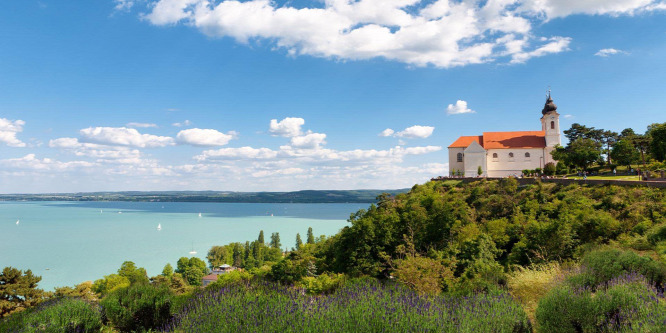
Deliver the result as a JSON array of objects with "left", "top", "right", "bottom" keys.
[{"left": 0, "top": 189, "right": 409, "bottom": 203}]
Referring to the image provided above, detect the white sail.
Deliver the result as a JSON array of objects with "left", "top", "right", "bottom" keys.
[
  {"left": 157, "top": 223, "right": 162, "bottom": 230},
  {"left": 16, "top": 219, "right": 19, "bottom": 225},
  {"left": 198, "top": 212, "right": 202, "bottom": 218}
]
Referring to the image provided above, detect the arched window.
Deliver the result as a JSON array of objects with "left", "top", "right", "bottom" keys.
[
  {"left": 492, "top": 153, "right": 498, "bottom": 159},
  {"left": 457, "top": 152, "right": 463, "bottom": 162},
  {"left": 509, "top": 152, "right": 514, "bottom": 158},
  {"left": 551, "top": 121, "right": 555, "bottom": 129},
  {"left": 525, "top": 152, "right": 531, "bottom": 158}
]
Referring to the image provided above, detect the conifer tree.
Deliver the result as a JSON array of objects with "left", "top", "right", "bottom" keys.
[
  {"left": 296, "top": 233, "right": 303, "bottom": 250},
  {"left": 258, "top": 230, "right": 265, "bottom": 244},
  {"left": 307, "top": 227, "right": 315, "bottom": 244}
]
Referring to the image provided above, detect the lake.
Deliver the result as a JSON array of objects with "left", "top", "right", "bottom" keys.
[{"left": 0, "top": 201, "right": 368, "bottom": 291}]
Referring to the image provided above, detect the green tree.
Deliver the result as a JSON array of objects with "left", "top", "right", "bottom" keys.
[
  {"left": 0, "top": 267, "right": 46, "bottom": 317},
  {"left": 551, "top": 138, "right": 602, "bottom": 170},
  {"left": 258, "top": 230, "right": 265, "bottom": 244},
  {"left": 611, "top": 139, "right": 639, "bottom": 168},
  {"left": 117, "top": 261, "right": 149, "bottom": 285},
  {"left": 270, "top": 232, "right": 282, "bottom": 249},
  {"left": 296, "top": 233, "right": 303, "bottom": 250},
  {"left": 92, "top": 274, "right": 130, "bottom": 296},
  {"left": 307, "top": 227, "right": 315, "bottom": 244},
  {"left": 183, "top": 266, "right": 205, "bottom": 286},
  {"left": 162, "top": 263, "right": 173, "bottom": 277},
  {"left": 477, "top": 166, "right": 483, "bottom": 176},
  {"left": 647, "top": 122, "right": 666, "bottom": 161},
  {"left": 175, "top": 257, "right": 208, "bottom": 286}
]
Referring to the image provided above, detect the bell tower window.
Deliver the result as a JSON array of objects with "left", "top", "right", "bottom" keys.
[
  {"left": 457, "top": 152, "right": 463, "bottom": 162},
  {"left": 551, "top": 121, "right": 555, "bottom": 129}
]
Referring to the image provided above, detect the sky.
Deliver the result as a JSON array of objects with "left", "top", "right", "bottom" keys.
[{"left": 0, "top": 0, "right": 665, "bottom": 193}]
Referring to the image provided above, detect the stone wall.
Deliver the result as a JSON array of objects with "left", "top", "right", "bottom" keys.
[{"left": 433, "top": 177, "right": 666, "bottom": 188}]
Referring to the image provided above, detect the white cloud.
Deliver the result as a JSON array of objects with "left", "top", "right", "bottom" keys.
[
  {"left": 269, "top": 117, "right": 305, "bottom": 137},
  {"left": 126, "top": 122, "right": 158, "bottom": 128},
  {"left": 195, "top": 146, "right": 279, "bottom": 161},
  {"left": 519, "top": 0, "right": 660, "bottom": 18},
  {"left": 79, "top": 127, "right": 175, "bottom": 148},
  {"left": 379, "top": 128, "right": 395, "bottom": 137},
  {"left": 0, "top": 118, "right": 27, "bottom": 147},
  {"left": 594, "top": 48, "right": 627, "bottom": 57},
  {"left": 1, "top": 154, "right": 95, "bottom": 171},
  {"left": 395, "top": 125, "right": 435, "bottom": 139},
  {"left": 446, "top": 100, "right": 476, "bottom": 115},
  {"left": 140, "top": 0, "right": 665, "bottom": 68},
  {"left": 289, "top": 132, "right": 327, "bottom": 149},
  {"left": 176, "top": 128, "right": 237, "bottom": 146},
  {"left": 563, "top": 114, "right": 574, "bottom": 119},
  {"left": 172, "top": 120, "right": 192, "bottom": 127},
  {"left": 114, "top": 0, "right": 135, "bottom": 11}
]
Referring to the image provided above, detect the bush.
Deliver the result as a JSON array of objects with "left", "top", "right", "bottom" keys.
[
  {"left": 507, "top": 263, "right": 565, "bottom": 321},
  {"left": 100, "top": 284, "right": 174, "bottom": 332},
  {"left": 647, "top": 223, "right": 666, "bottom": 245},
  {"left": 0, "top": 297, "right": 102, "bottom": 333},
  {"left": 297, "top": 273, "right": 346, "bottom": 294},
  {"left": 536, "top": 274, "right": 666, "bottom": 332},
  {"left": 570, "top": 248, "right": 666, "bottom": 288},
  {"left": 208, "top": 270, "right": 253, "bottom": 289},
  {"left": 543, "top": 162, "right": 556, "bottom": 176}
]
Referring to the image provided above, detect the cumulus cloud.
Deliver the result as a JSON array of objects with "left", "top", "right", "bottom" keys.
[
  {"left": 137, "top": 0, "right": 664, "bottom": 68},
  {"left": 395, "top": 125, "right": 435, "bottom": 139},
  {"left": 0, "top": 118, "right": 27, "bottom": 147},
  {"left": 176, "top": 128, "right": 237, "bottom": 146},
  {"left": 195, "top": 146, "right": 279, "bottom": 161},
  {"left": 114, "top": 0, "right": 135, "bottom": 11},
  {"left": 446, "top": 100, "right": 476, "bottom": 115},
  {"left": 379, "top": 128, "right": 395, "bottom": 137},
  {"left": 126, "top": 122, "right": 158, "bottom": 128},
  {"left": 49, "top": 137, "right": 144, "bottom": 164},
  {"left": 595, "top": 48, "right": 627, "bottom": 57},
  {"left": 269, "top": 117, "right": 305, "bottom": 137},
  {"left": 289, "top": 132, "right": 327, "bottom": 149},
  {"left": 1, "top": 154, "right": 95, "bottom": 171},
  {"left": 172, "top": 120, "right": 192, "bottom": 127},
  {"left": 79, "top": 127, "right": 175, "bottom": 148}
]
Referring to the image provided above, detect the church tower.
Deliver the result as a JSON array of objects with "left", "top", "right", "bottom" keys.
[{"left": 540, "top": 93, "right": 561, "bottom": 147}]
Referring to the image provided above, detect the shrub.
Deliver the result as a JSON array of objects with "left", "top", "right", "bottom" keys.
[
  {"left": 507, "top": 263, "right": 565, "bottom": 322},
  {"left": 0, "top": 297, "right": 102, "bottom": 333},
  {"left": 647, "top": 223, "right": 666, "bottom": 245},
  {"left": 100, "top": 284, "right": 174, "bottom": 332},
  {"left": 536, "top": 274, "right": 666, "bottom": 332},
  {"left": 543, "top": 162, "right": 556, "bottom": 176},
  {"left": 570, "top": 248, "right": 666, "bottom": 288},
  {"left": 208, "top": 270, "right": 253, "bottom": 289},
  {"left": 297, "top": 273, "right": 346, "bottom": 294}
]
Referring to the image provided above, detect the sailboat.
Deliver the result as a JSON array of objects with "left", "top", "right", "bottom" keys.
[
  {"left": 198, "top": 212, "right": 202, "bottom": 218},
  {"left": 189, "top": 242, "right": 197, "bottom": 255},
  {"left": 15, "top": 219, "right": 19, "bottom": 225},
  {"left": 157, "top": 223, "right": 162, "bottom": 231}
]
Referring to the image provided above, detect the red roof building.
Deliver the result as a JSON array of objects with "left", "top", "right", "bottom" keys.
[{"left": 447, "top": 96, "right": 561, "bottom": 178}]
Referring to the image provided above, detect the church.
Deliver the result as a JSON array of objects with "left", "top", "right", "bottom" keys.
[{"left": 448, "top": 94, "right": 561, "bottom": 178}]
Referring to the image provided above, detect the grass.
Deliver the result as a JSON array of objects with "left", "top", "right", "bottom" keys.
[
  {"left": 507, "top": 263, "right": 568, "bottom": 326},
  {"left": 165, "top": 279, "right": 531, "bottom": 332},
  {"left": 566, "top": 175, "right": 640, "bottom": 181}
]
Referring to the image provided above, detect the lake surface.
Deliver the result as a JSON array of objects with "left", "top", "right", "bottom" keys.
[{"left": 0, "top": 201, "right": 368, "bottom": 290}]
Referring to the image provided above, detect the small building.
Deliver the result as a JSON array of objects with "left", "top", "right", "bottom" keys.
[
  {"left": 202, "top": 274, "right": 218, "bottom": 287},
  {"left": 448, "top": 94, "right": 561, "bottom": 178},
  {"left": 211, "top": 264, "right": 235, "bottom": 275}
]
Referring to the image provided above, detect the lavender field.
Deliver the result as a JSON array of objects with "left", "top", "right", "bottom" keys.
[{"left": 164, "top": 280, "right": 531, "bottom": 333}]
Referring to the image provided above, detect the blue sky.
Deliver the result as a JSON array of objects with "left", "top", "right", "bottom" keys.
[{"left": 0, "top": 0, "right": 665, "bottom": 193}]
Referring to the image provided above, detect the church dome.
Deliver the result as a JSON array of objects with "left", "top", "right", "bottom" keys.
[{"left": 542, "top": 95, "right": 557, "bottom": 115}]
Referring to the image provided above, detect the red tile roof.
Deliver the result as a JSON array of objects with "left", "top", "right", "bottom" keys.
[
  {"left": 449, "top": 131, "right": 546, "bottom": 149},
  {"left": 203, "top": 274, "right": 218, "bottom": 281},
  {"left": 448, "top": 135, "right": 483, "bottom": 148}
]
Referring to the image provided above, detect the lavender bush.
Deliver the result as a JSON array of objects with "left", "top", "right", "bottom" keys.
[{"left": 164, "top": 279, "right": 530, "bottom": 332}]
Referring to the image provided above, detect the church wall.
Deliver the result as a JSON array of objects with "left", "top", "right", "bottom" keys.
[
  {"left": 486, "top": 148, "right": 548, "bottom": 177},
  {"left": 448, "top": 148, "right": 465, "bottom": 175},
  {"left": 464, "top": 151, "right": 487, "bottom": 177}
]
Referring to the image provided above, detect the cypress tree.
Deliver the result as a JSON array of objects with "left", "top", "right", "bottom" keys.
[{"left": 307, "top": 227, "right": 315, "bottom": 244}]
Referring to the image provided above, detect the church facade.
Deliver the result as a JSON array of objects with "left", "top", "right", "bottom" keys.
[{"left": 448, "top": 95, "right": 561, "bottom": 177}]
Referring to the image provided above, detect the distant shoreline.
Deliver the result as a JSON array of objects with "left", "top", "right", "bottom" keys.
[{"left": 0, "top": 189, "right": 408, "bottom": 204}]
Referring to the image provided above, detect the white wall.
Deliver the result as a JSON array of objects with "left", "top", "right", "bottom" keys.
[
  {"left": 448, "top": 148, "right": 465, "bottom": 175},
  {"left": 486, "top": 148, "right": 548, "bottom": 177}
]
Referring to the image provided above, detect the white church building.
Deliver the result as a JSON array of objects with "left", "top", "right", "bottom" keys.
[{"left": 448, "top": 95, "right": 561, "bottom": 178}]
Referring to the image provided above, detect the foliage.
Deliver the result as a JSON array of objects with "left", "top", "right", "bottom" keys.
[
  {"left": 477, "top": 165, "right": 483, "bottom": 176},
  {"left": 162, "top": 263, "right": 174, "bottom": 277},
  {"left": 551, "top": 138, "right": 602, "bottom": 170},
  {"left": 647, "top": 122, "right": 666, "bottom": 161},
  {"left": 555, "top": 161, "right": 568, "bottom": 175},
  {"left": 117, "top": 261, "right": 149, "bottom": 285},
  {"left": 269, "top": 251, "right": 315, "bottom": 284},
  {"left": 295, "top": 233, "right": 303, "bottom": 250},
  {"left": 543, "top": 162, "right": 556, "bottom": 176},
  {"left": 536, "top": 273, "right": 666, "bottom": 332},
  {"left": 164, "top": 279, "right": 531, "bottom": 333},
  {"left": 307, "top": 227, "right": 315, "bottom": 244},
  {"left": 53, "top": 281, "right": 96, "bottom": 302},
  {"left": 507, "top": 263, "right": 565, "bottom": 323},
  {"left": 0, "top": 267, "right": 48, "bottom": 317},
  {"left": 0, "top": 297, "right": 102, "bottom": 333},
  {"left": 297, "top": 273, "right": 346, "bottom": 295},
  {"left": 208, "top": 270, "right": 254, "bottom": 289},
  {"left": 391, "top": 253, "right": 454, "bottom": 295},
  {"left": 100, "top": 283, "right": 174, "bottom": 332},
  {"left": 270, "top": 232, "right": 282, "bottom": 249},
  {"left": 568, "top": 248, "right": 666, "bottom": 288},
  {"left": 610, "top": 139, "right": 640, "bottom": 168},
  {"left": 175, "top": 257, "right": 208, "bottom": 286}
]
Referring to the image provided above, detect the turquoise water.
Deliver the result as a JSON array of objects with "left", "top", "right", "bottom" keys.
[{"left": 0, "top": 201, "right": 367, "bottom": 291}]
